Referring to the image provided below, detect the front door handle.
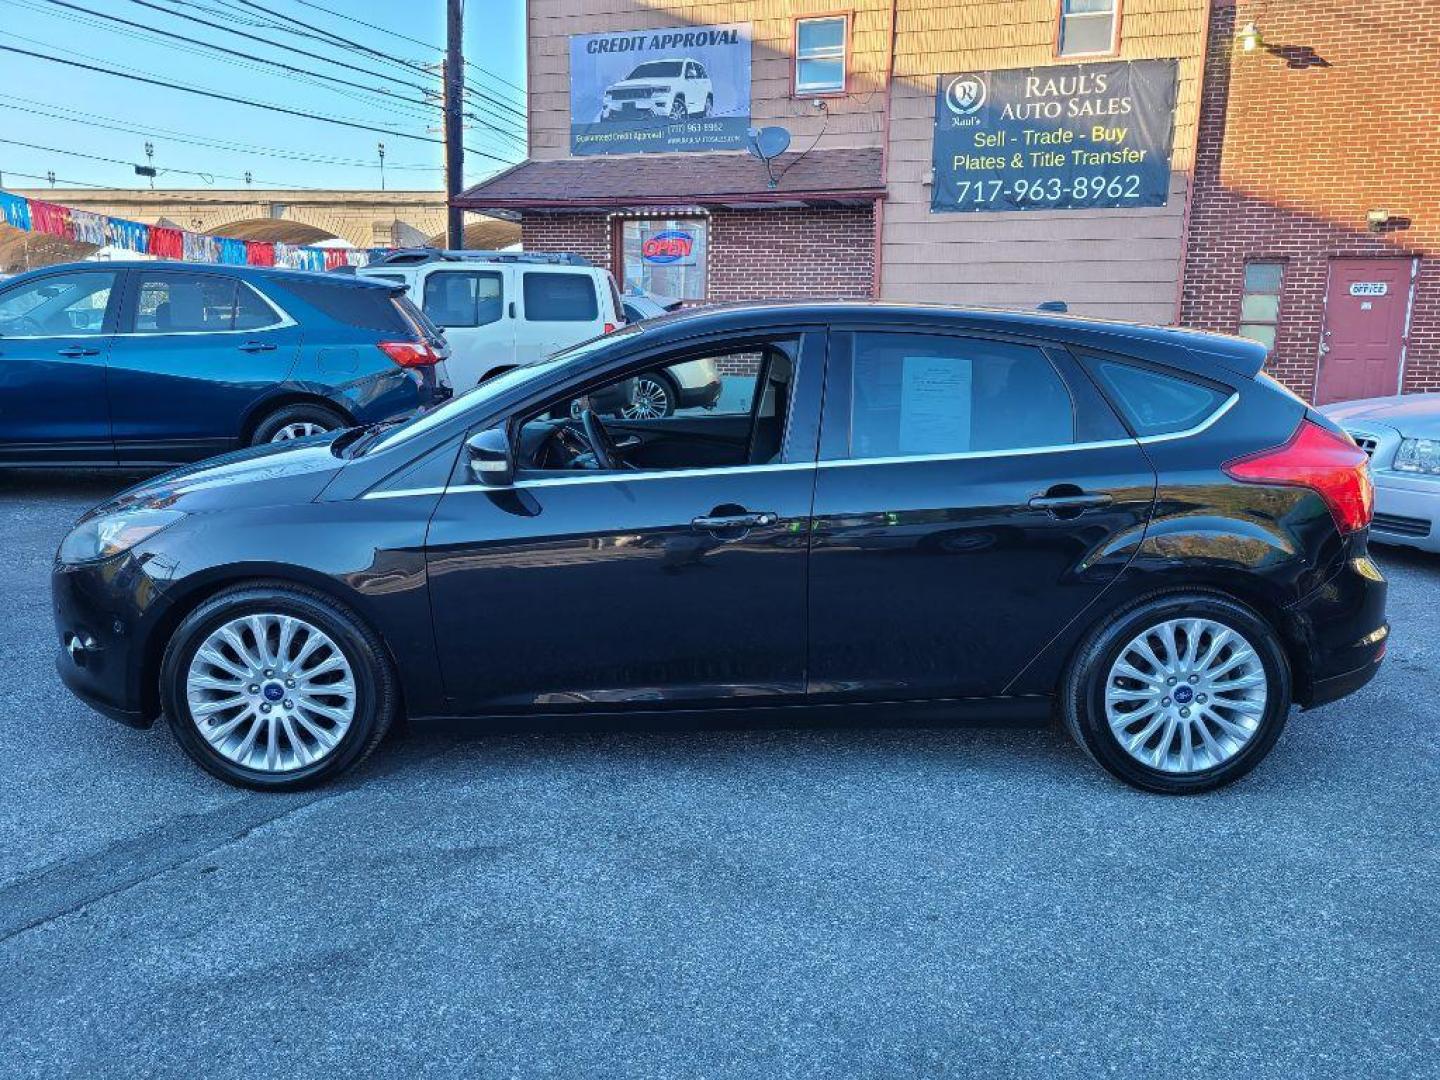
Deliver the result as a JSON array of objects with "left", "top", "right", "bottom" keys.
[
  {"left": 691, "top": 511, "right": 778, "bottom": 531},
  {"left": 57, "top": 345, "right": 99, "bottom": 358},
  {"left": 237, "top": 340, "right": 276, "bottom": 353},
  {"left": 1028, "top": 492, "right": 1113, "bottom": 513}
]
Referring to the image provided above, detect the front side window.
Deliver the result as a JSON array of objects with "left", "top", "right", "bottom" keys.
[
  {"left": 519, "top": 339, "right": 799, "bottom": 474},
  {"left": 1059, "top": 0, "right": 1120, "bottom": 56},
  {"left": 618, "top": 218, "right": 707, "bottom": 302},
  {"left": 1237, "top": 261, "right": 1284, "bottom": 351},
  {"left": 796, "top": 16, "right": 848, "bottom": 94},
  {"left": 849, "top": 333, "right": 1075, "bottom": 458},
  {"left": 423, "top": 270, "right": 503, "bottom": 328},
  {"left": 522, "top": 272, "right": 599, "bottom": 322},
  {"left": 0, "top": 271, "right": 114, "bottom": 336}
]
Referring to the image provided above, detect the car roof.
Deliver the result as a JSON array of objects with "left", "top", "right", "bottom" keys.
[
  {"left": 6, "top": 260, "right": 395, "bottom": 290},
  {"left": 626, "top": 300, "right": 1270, "bottom": 380}
]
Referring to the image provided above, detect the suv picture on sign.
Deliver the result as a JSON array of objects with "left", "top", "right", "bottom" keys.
[
  {"left": 569, "top": 24, "right": 752, "bottom": 155},
  {"left": 601, "top": 59, "right": 713, "bottom": 122}
]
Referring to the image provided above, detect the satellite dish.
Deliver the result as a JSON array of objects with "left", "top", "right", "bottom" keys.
[
  {"left": 747, "top": 125, "right": 792, "bottom": 162},
  {"left": 747, "top": 126, "right": 792, "bottom": 189}
]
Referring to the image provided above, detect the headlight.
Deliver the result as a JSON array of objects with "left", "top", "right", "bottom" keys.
[
  {"left": 1393, "top": 437, "right": 1440, "bottom": 476},
  {"left": 57, "top": 508, "right": 186, "bottom": 565}
]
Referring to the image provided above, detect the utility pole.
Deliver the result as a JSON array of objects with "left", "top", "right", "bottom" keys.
[
  {"left": 443, "top": 0, "right": 465, "bottom": 249},
  {"left": 377, "top": 142, "right": 386, "bottom": 192}
]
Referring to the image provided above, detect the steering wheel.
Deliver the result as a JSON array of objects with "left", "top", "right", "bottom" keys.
[{"left": 580, "top": 407, "right": 623, "bottom": 470}]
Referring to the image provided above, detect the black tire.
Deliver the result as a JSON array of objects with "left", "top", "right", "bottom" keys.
[
  {"left": 1059, "top": 591, "right": 1292, "bottom": 794},
  {"left": 669, "top": 95, "right": 687, "bottom": 119},
  {"left": 249, "top": 403, "right": 346, "bottom": 446},
  {"left": 159, "top": 583, "right": 398, "bottom": 791},
  {"left": 701, "top": 94, "right": 713, "bottom": 117}
]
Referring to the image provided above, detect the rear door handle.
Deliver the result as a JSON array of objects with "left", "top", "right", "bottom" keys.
[
  {"left": 1028, "top": 493, "right": 1113, "bottom": 512},
  {"left": 691, "top": 511, "right": 778, "bottom": 531},
  {"left": 57, "top": 346, "right": 99, "bottom": 358},
  {"left": 237, "top": 340, "right": 276, "bottom": 353}
]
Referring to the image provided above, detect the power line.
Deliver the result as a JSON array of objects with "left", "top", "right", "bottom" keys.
[
  {"left": 0, "top": 169, "right": 114, "bottom": 190},
  {"left": 210, "top": 0, "right": 528, "bottom": 131},
  {"left": 38, "top": 0, "right": 444, "bottom": 119},
  {"left": 285, "top": 0, "right": 527, "bottom": 99},
  {"left": 0, "top": 44, "right": 518, "bottom": 164},
  {"left": 0, "top": 94, "right": 445, "bottom": 172},
  {"left": 0, "top": 137, "right": 331, "bottom": 189},
  {"left": 133, "top": 0, "right": 527, "bottom": 142}
]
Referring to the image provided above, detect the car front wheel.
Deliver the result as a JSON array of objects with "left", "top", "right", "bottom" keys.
[
  {"left": 159, "top": 583, "right": 398, "bottom": 790},
  {"left": 1060, "top": 592, "right": 1292, "bottom": 794}
]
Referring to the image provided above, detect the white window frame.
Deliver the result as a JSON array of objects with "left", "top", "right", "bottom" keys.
[
  {"left": 795, "top": 15, "right": 849, "bottom": 96},
  {"left": 1058, "top": 0, "right": 1121, "bottom": 58}
]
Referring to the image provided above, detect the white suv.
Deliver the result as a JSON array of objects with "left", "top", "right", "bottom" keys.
[
  {"left": 358, "top": 251, "right": 624, "bottom": 391},
  {"left": 601, "top": 59, "right": 713, "bottom": 122}
]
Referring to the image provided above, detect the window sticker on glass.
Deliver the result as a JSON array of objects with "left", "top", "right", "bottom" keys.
[{"left": 899, "top": 355, "right": 972, "bottom": 454}]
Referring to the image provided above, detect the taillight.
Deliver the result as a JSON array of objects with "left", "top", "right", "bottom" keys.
[
  {"left": 378, "top": 340, "right": 439, "bottom": 368},
  {"left": 1223, "top": 419, "right": 1374, "bottom": 535},
  {"left": 603, "top": 322, "right": 617, "bottom": 334}
]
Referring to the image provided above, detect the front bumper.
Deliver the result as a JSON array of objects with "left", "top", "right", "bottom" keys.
[
  {"left": 53, "top": 555, "right": 165, "bottom": 728},
  {"left": 1370, "top": 473, "right": 1440, "bottom": 553}
]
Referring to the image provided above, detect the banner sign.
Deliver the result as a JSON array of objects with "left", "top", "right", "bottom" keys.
[
  {"left": 931, "top": 60, "right": 1178, "bottom": 213},
  {"left": 568, "top": 24, "right": 752, "bottom": 156}
]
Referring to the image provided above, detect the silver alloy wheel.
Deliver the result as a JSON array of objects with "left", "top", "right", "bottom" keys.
[
  {"left": 185, "top": 613, "right": 356, "bottom": 773},
  {"left": 621, "top": 377, "right": 672, "bottom": 420},
  {"left": 1104, "top": 617, "right": 1269, "bottom": 774},
  {"left": 271, "top": 421, "right": 328, "bottom": 442}
]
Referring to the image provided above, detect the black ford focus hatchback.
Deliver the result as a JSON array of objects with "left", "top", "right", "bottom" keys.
[{"left": 54, "top": 302, "right": 1387, "bottom": 793}]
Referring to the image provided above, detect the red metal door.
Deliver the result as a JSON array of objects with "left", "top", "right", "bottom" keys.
[{"left": 1315, "top": 258, "right": 1413, "bottom": 404}]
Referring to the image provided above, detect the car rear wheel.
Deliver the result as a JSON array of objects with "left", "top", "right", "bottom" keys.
[
  {"left": 1060, "top": 592, "right": 1292, "bottom": 794},
  {"left": 251, "top": 403, "right": 346, "bottom": 446},
  {"left": 159, "top": 584, "right": 398, "bottom": 790}
]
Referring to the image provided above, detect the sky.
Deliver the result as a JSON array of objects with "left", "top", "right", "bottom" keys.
[{"left": 0, "top": 0, "right": 528, "bottom": 194}]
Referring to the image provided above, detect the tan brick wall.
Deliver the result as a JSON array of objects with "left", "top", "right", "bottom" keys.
[{"left": 1180, "top": 1, "right": 1440, "bottom": 398}]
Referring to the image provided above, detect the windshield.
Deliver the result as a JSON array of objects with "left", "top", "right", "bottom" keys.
[
  {"left": 360, "top": 325, "right": 645, "bottom": 455},
  {"left": 627, "top": 62, "right": 682, "bottom": 79}
]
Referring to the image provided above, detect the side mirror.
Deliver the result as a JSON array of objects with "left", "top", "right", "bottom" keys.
[{"left": 465, "top": 426, "right": 514, "bottom": 486}]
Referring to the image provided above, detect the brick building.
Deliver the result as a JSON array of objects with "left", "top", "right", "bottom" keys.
[
  {"left": 459, "top": 0, "right": 1211, "bottom": 324},
  {"left": 458, "top": 1, "right": 1435, "bottom": 403},
  {"left": 1181, "top": 0, "right": 1439, "bottom": 402}
]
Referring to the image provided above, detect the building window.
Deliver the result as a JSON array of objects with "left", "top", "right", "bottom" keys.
[
  {"left": 1238, "top": 261, "right": 1284, "bottom": 350},
  {"left": 1058, "top": 0, "right": 1120, "bottom": 57},
  {"left": 795, "top": 15, "right": 848, "bottom": 95},
  {"left": 617, "top": 218, "right": 708, "bottom": 302}
]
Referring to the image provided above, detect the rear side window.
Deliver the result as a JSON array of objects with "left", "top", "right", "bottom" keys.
[
  {"left": 275, "top": 280, "right": 408, "bottom": 334},
  {"left": 422, "top": 270, "right": 503, "bottom": 328},
  {"left": 1091, "top": 360, "right": 1229, "bottom": 437},
  {"left": 849, "top": 333, "right": 1075, "bottom": 457},
  {"left": 522, "top": 272, "right": 598, "bottom": 322}
]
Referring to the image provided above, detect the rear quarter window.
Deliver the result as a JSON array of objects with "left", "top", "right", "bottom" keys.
[
  {"left": 273, "top": 279, "right": 409, "bottom": 334},
  {"left": 522, "top": 272, "right": 598, "bottom": 322},
  {"left": 1091, "top": 359, "right": 1230, "bottom": 437}
]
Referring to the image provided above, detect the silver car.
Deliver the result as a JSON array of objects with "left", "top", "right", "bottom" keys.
[{"left": 1322, "top": 393, "right": 1440, "bottom": 553}]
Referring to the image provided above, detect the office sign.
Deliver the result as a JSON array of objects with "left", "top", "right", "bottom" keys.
[
  {"left": 569, "top": 24, "right": 752, "bottom": 156},
  {"left": 932, "top": 60, "right": 1178, "bottom": 213}
]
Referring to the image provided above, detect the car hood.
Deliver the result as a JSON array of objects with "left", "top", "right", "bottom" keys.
[
  {"left": 85, "top": 434, "right": 347, "bottom": 520},
  {"left": 1320, "top": 393, "right": 1440, "bottom": 438}
]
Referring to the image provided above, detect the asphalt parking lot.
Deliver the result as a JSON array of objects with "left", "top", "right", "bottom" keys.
[{"left": 1, "top": 472, "right": 1436, "bottom": 1079}]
